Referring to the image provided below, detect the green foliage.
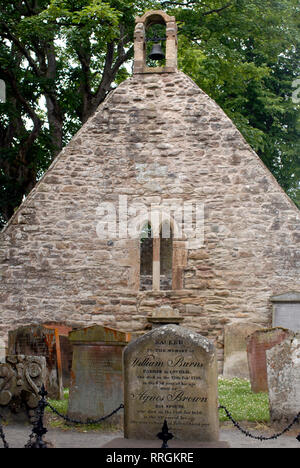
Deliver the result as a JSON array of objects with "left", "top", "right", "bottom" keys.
[
  {"left": 174, "top": 0, "right": 300, "bottom": 205},
  {"left": 0, "top": 0, "right": 299, "bottom": 225}
]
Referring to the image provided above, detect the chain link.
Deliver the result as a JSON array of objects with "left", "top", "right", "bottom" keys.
[
  {"left": 219, "top": 405, "right": 300, "bottom": 441},
  {"left": 46, "top": 401, "right": 124, "bottom": 426}
]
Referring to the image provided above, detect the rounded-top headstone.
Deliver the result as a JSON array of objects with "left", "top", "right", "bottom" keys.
[{"left": 123, "top": 324, "right": 219, "bottom": 441}]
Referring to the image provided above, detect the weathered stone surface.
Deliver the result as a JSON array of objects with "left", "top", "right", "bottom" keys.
[
  {"left": 0, "top": 27, "right": 299, "bottom": 371},
  {"left": 0, "top": 355, "right": 46, "bottom": 423},
  {"left": 266, "top": 333, "right": 300, "bottom": 425},
  {"left": 8, "top": 325, "right": 63, "bottom": 399},
  {"left": 67, "top": 325, "right": 131, "bottom": 423},
  {"left": 123, "top": 324, "right": 219, "bottom": 441},
  {"left": 271, "top": 292, "right": 300, "bottom": 332},
  {"left": 0, "top": 338, "right": 5, "bottom": 363},
  {"left": 44, "top": 323, "right": 74, "bottom": 388},
  {"left": 223, "top": 323, "right": 262, "bottom": 379},
  {"left": 246, "top": 327, "right": 293, "bottom": 393}
]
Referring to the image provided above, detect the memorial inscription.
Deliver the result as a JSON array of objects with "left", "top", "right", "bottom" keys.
[{"left": 124, "top": 325, "right": 219, "bottom": 441}]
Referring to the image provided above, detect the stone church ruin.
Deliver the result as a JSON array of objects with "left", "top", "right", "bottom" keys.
[{"left": 0, "top": 10, "right": 299, "bottom": 370}]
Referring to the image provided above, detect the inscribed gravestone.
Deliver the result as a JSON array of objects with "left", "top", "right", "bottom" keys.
[
  {"left": 8, "top": 325, "right": 63, "bottom": 399},
  {"left": 266, "top": 333, "right": 300, "bottom": 425},
  {"left": 0, "top": 355, "right": 46, "bottom": 422},
  {"left": 271, "top": 292, "right": 300, "bottom": 332},
  {"left": 246, "top": 327, "right": 293, "bottom": 393},
  {"left": 67, "top": 325, "right": 131, "bottom": 423},
  {"left": 124, "top": 324, "right": 219, "bottom": 441},
  {"left": 223, "top": 323, "right": 262, "bottom": 379}
]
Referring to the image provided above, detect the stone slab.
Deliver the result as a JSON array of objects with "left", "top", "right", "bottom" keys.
[
  {"left": 67, "top": 325, "right": 131, "bottom": 423},
  {"left": 123, "top": 324, "right": 219, "bottom": 441},
  {"left": 68, "top": 324, "right": 131, "bottom": 345},
  {"left": 223, "top": 323, "right": 262, "bottom": 379},
  {"left": 101, "top": 437, "right": 230, "bottom": 448},
  {"left": 272, "top": 303, "right": 300, "bottom": 332},
  {"left": 246, "top": 327, "right": 293, "bottom": 393},
  {"left": 266, "top": 333, "right": 300, "bottom": 425}
]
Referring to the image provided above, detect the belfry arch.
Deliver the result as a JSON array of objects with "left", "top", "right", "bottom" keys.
[{"left": 134, "top": 10, "right": 178, "bottom": 74}]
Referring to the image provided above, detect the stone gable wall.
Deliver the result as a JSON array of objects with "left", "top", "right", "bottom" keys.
[{"left": 0, "top": 71, "right": 299, "bottom": 366}]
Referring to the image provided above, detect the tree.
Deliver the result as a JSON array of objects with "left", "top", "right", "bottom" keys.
[
  {"left": 0, "top": 0, "right": 299, "bottom": 228},
  {"left": 0, "top": 0, "right": 155, "bottom": 225},
  {"left": 168, "top": 0, "right": 300, "bottom": 205}
]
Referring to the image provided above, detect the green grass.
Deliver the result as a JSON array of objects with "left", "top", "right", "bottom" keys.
[
  {"left": 218, "top": 377, "right": 270, "bottom": 423},
  {"left": 45, "top": 378, "right": 270, "bottom": 431}
]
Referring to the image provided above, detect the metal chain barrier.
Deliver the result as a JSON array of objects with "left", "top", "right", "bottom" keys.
[
  {"left": 24, "top": 384, "right": 124, "bottom": 447},
  {"left": 46, "top": 401, "right": 124, "bottom": 426},
  {"left": 219, "top": 405, "right": 300, "bottom": 442}
]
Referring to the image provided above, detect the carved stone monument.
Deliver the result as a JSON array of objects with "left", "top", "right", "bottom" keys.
[
  {"left": 266, "top": 333, "right": 300, "bottom": 425},
  {"left": 271, "top": 292, "right": 300, "bottom": 332},
  {"left": 123, "top": 324, "right": 219, "bottom": 442},
  {"left": 246, "top": 327, "right": 293, "bottom": 393},
  {"left": 67, "top": 325, "right": 131, "bottom": 423},
  {"left": 8, "top": 325, "right": 63, "bottom": 400},
  {"left": 0, "top": 355, "right": 46, "bottom": 422}
]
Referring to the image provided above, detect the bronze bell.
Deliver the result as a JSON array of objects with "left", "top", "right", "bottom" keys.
[{"left": 148, "top": 43, "right": 165, "bottom": 61}]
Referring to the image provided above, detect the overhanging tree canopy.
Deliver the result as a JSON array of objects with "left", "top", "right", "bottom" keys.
[{"left": 0, "top": 0, "right": 299, "bottom": 227}]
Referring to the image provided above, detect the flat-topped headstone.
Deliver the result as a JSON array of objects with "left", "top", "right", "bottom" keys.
[
  {"left": 8, "top": 325, "right": 63, "bottom": 399},
  {"left": 266, "top": 333, "right": 300, "bottom": 425},
  {"left": 246, "top": 327, "right": 293, "bottom": 393},
  {"left": 67, "top": 325, "right": 131, "bottom": 423},
  {"left": 223, "top": 323, "right": 262, "bottom": 379},
  {"left": 123, "top": 324, "right": 219, "bottom": 441},
  {"left": 271, "top": 292, "right": 300, "bottom": 332}
]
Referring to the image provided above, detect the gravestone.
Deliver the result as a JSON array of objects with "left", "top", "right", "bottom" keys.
[
  {"left": 223, "top": 323, "right": 262, "bottom": 379},
  {"left": 246, "top": 327, "right": 293, "bottom": 393},
  {"left": 266, "top": 333, "right": 300, "bottom": 425},
  {"left": 67, "top": 325, "right": 131, "bottom": 424},
  {"left": 0, "top": 338, "right": 5, "bottom": 363},
  {"left": 271, "top": 292, "right": 300, "bottom": 332},
  {"left": 44, "top": 324, "right": 73, "bottom": 387},
  {"left": 0, "top": 355, "right": 46, "bottom": 423},
  {"left": 123, "top": 324, "right": 219, "bottom": 442},
  {"left": 8, "top": 325, "right": 63, "bottom": 399}
]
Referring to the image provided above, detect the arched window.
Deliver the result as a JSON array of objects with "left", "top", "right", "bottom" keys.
[
  {"left": 139, "top": 221, "right": 173, "bottom": 291},
  {"left": 140, "top": 222, "right": 153, "bottom": 290},
  {"left": 160, "top": 222, "right": 173, "bottom": 290}
]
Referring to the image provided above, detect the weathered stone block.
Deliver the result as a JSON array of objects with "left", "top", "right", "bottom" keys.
[
  {"left": 267, "top": 333, "right": 300, "bottom": 425},
  {"left": 223, "top": 323, "right": 262, "bottom": 379},
  {"left": 67, "top": 325, "right": 131, "bottom": 424},
  {"left": 8, "top": 325, "right": 63, "bottom": 400},
  {"left": 246, "top": 327, "right": 293, "bottom": 393},
  {"left": 0, "top": 355, "right": 46, "bottom": 422}
]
